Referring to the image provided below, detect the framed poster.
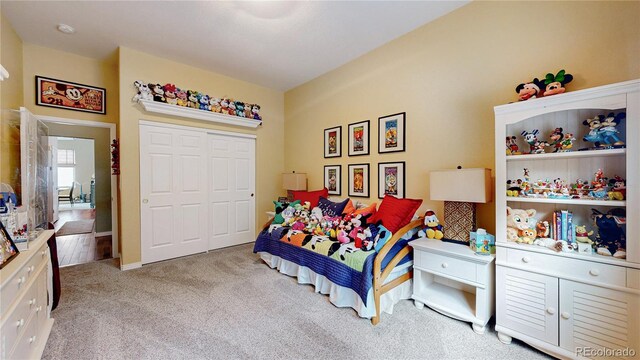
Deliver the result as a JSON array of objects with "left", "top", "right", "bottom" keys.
[
  {"left": 378, "top": 112, "right": 405, "bottom": 153},
  {"left": 0, "top": 221, "right": 20, "bottom": 269},
  {"left": 324, "top": 165, "right": 342, "bottom": 196},
  {"left": 378, "top": 161, "right": 406, "bottom": 199},
  {"left": 348, "top": 163, "right": 369, "bottom": 197},
  {"left": 324, "top": 126, "right": 342, "bottom": 158},
  {"left": 348, "top": 120, "right": 370, "bottom": 156},
  {"left": 36, "top": 76, "right": 106, "bottom": 114}
]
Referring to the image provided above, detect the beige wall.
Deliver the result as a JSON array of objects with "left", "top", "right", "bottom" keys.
[
  {"left": 118, "top": 47, "right": 284, "bottom": 265},
  {"left": 0, "top": 12, "right": 24, "bottom": 192},
  {"left": 48, "top": 124, "right": 112, "bottom": 233},
  {"left": 284, "top": 1, "right": 640, "bottom": 235}
]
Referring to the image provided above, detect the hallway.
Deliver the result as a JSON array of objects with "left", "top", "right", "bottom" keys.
[{"left": 55, "top": 209, "right": 112, "bottom": 267}]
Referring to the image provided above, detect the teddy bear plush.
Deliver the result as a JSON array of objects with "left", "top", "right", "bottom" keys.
[{"left": 506, "top": 207, "right": 536, "bottom": 242}]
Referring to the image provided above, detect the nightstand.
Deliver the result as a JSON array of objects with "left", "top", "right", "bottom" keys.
[{"left": 409, "top": 238, "right": 495, "bottom": 334}]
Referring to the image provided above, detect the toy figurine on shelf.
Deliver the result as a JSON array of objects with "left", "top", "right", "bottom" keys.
[
  {"left": 589, "top": 169, "right": 609, "bottom": 198},
  {"left": 542, "top": 69, "right": 573, "bottom": 96},
  {"left": 521, "top": 130, "right": 540, "bottom": 154},
  {"left": 583, "top": 112, "right": 626, "bottom": 148},
  {"left": 515, "top": 78, "right": 544, "bottom": 101},
  {"left": 560, "top": 133, "right": 576, "bottom": 151},
  {"left": 548, "top": 128, "right": 564, "bottom": 152},
  {"left": 506, "top": 179, "right": 522, "bottom": 197},
  {"left": 506, "top": 136, "right": 521, "bottom": 155},
  {"left": 607, "top": 176, "right": 626, "bottom": 201},
  {"left": 536, "top": 220, "right": 550, "bottom": 239}
]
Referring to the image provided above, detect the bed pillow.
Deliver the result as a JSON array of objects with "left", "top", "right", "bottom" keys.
[
  {"left": 369, "top": 195, "right": 422, "bottom": 233},
  {"left": 292, "top": 188, "right": 329, "bottom": 208},
  {"left": 354, "top": 202, "right": 377, "bottom": 216},
  {"left": 342, "top": 199, "right": 356, "bottom": 215},
  {"left": 318, "top": 196, "right": 349, "bottom": 217}
]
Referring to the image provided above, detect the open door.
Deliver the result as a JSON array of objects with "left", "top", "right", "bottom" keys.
[{"left": 47, "top": 136, "right": 59, "bottom": 223}]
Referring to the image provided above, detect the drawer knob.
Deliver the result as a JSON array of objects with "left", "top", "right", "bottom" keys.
[
  {"left": 441, "top": 262, "right": 448, "bottom": 269},
  {"left": 561, "top": 312, "right": 571, "bottom": 320},
  {"left": 17, "top": 276, "right": 26, "bottom": 285},
  {"left": 28, "top": 265, "right": 35, "bottom": 273},
  {"left": 28, "top": 298, "right": 36, "bottom": 306},
  {"left": 546, "top": 307, "right": 556, "bottom": 315},
  {"left": 41, "top": 250, "right": 46, "bottom": 257},
  {"left": 589, "top": 269, "right": 600, "bottom": 276},
  {"left": 522, "top": 257, "right": 531, "bottom": 263},
  {"left": 36, "top": 306, "right": 42, "bottom": 313},
  {"left": 29, "top": 336, "right": 36, "bottom": 344},
  {"left": 16, "top": 318, "right": 24, "bottom": 328}
]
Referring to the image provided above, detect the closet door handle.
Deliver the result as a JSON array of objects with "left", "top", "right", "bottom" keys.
[{"left": 251, "top": 193, "right": 254, "bottom": 197}]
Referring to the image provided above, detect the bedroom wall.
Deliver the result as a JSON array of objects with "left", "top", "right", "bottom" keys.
[
  {"left": 0, "top": 11, "right": 24, "bottom": 193},
  {"left": 118, "top": 47, "right": 285, "bottom": 266},
  {"left": 283, "top": 0, "right": 640, "bottom": 234}
]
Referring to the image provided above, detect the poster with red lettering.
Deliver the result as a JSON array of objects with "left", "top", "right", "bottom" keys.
[{"left": 36, "top": 76, "right": 106, "bottom": 114}]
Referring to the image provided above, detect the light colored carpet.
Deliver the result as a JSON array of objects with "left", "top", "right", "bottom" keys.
[
  {"left": 43, "top": 244, "right": 551, "bottom": 360},
  {"left": 56, "top": 220, "right": 95, "bottom": 236}
]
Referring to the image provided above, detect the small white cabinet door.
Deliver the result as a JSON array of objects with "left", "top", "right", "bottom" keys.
[
  {"left": 559, "top": 280, "right": 640, "bottom": 357},
  {"left": 497, "top": 266, "right": 559, "bottom": 345}
]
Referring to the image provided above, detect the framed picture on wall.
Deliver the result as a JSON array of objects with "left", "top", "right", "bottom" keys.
[
  {"left": 324, "top": 126, "right": 342, "bottom": 158},
  {"left": 347, "top": 120, "right": 370, "bottom": 156},
  {"left": 0, "top": 221, "right": 20, "bottom": 269},
  {"left": 348, "top": 163, "right": 369, "bottom": 197},
  {"left": 378, "top": 161, "right": 405, "bottom": 199},
  {"left": 378, "top": 112, "right": 405, "bottom": 153},
  {"left": 324, "top": 165, "right": 342, "bottom": 196},
  {"left": 36, "top": 76, "right": 106, "bottom": 115}
]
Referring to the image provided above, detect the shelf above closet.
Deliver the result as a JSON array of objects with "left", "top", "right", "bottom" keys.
[{"left": 137, "top": 99, "right": 262, "bottom": 128}]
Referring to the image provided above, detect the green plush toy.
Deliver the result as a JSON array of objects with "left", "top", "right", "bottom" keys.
[{"left": 275, "top": 200, "right": 300, "bottom": 225}]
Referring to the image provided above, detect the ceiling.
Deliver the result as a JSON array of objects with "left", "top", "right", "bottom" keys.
[{"left": 2, "top": 1, "right": 469, "bottom": 91}]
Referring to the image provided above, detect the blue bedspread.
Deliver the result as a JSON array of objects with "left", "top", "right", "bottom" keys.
[{"left": 253, "top": 226, "right": 412, "bottom": 303}]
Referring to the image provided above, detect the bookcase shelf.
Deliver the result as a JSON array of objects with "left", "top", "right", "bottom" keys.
[{"left": 506, "top": 196, "right": 626, "bottom": 207}]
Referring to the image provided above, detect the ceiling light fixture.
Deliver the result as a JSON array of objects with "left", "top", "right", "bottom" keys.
[{"left": 57, "top": 23, "right": 75, "bottom": 34}]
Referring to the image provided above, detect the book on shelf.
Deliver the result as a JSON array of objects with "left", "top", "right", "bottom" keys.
[{"left": 552, "top": 210, "right": 574, "bottom": 242}]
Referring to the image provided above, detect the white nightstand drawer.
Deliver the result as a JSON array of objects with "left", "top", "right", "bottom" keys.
[
  {"left": 506, "top": 248, "right": 626, "bottom": 287},
  {"left": 416, "top": 250, "right": 477, "bottom": 283}
]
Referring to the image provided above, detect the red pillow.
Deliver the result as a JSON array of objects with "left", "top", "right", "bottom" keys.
[
  {"left": 370, "top": 195, "right": 422, "bottom": 233},
  {"left": 291, "top": 188, "right": 329, "bottom": 208}
]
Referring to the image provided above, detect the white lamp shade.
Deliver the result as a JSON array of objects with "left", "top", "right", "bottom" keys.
[
  {"left": 282, "top": 173, "right": 307, "bottom": 191},
  {"left": 430, "top": 168, "right": 491, "bottom": 203}
]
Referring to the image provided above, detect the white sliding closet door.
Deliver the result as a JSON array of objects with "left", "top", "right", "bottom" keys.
[
  {"left": 208, "top": 133, "right": 256, "bottom": 249},
  {"left": 140, "top": 124, "right": 208, "bottom": 264}
]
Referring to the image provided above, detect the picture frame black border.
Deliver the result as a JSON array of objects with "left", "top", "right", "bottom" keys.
[
  {"left": 0, "top": 221, "right": 20, "bottom": 269},
  {"left": 378, "top": 161, "right": 406, "bottom": 199},
  {"left": 36, "top": 75, "right": 107, "bottom": 115},
  {"left": 324, "top": 125, "right": 342, "bottom": 158},
  {"left": 378, "top": 112, "right": 406, "bottom": 154},
  {"left": 324, "top": 165, "right": 342, "bottom": 196},
  {"left": 347, "top": 120, "right": 370, "bottom": 156},
  {"left": 347, "top": 163, "right": 370, "bottom": 198}
]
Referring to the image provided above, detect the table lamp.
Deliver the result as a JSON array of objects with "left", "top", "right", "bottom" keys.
[
  {"left": 282, "top": 172, "right": 307, "bottom": 201},
  {"left": 430, "top": 167, "right": 491, "bottom": 242}
]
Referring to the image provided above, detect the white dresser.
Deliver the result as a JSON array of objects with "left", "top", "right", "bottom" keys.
[{"left": 1, "top": 230, "right": 54, "bottom": 360}]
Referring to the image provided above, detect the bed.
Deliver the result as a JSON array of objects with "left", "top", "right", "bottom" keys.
[{"left": 253, "top": 214, "right": 423, "bottom": 325}]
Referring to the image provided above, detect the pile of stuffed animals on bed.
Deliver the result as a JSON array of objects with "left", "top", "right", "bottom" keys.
[{"left": 131, "top": 80, "right": 262, "bottom": 121}]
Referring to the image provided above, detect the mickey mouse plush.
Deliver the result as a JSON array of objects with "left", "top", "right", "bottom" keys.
[
  {"left": 515, "top": 78, "right": 543, "bottom": 101},
  {"left": 543, "top": 69, "right": 573, "bottom": 96}
]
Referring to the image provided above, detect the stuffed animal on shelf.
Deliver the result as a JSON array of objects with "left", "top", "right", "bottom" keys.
[
  {"left": 187, "top": 90, "right": 199, "bottom": 109},
  {"left": 220, "top": 98, "right": 230, "bottom": 113},
  {"left": 209, "top": 97, "right": 222, "bottom": 113},
  {"left": 251, "top": 104, "right": 262, "bottom": 121},
  {"left": 591, "top": 208, "right": 626, "bottom": 258},
  {"left": 575, "top": 225, "right": 594, "bottom": 244},
  {"left": 506, "top": 207, "right": 536, "bottom": 242},
  {"left": 417, "top": 210, "right": 444, "bottom": 240},
  {"left": 163, "top": 84, "right": 178, "bottom": 105},
  {"left": 176, "top": 88, "right": 188, "bottom": 107},
  {"left": 197, "top": 93, "right": 210, "bottom": 111},
  {"left": 227, "top": 99, "right": 237, "bottom": 116},
  {"left": 132, "top": 80, "right": 153, "bottom": 102},
  {"left": 517, "top": 228, "right": 536, "bottom": 244},
  {"left": 244, "top": 103, "right": 253, "bottom": 118},
  {"left": 515, "top": 78, "right": 544, "bottom": 101},
  {"left": 543, "top": 69, "right": 573, "bottom": 96},
  {"left": 151, "top": 83, "right": 165, "bottom": 103},
  {"left": 536, "top": 221, "right": 550, "bottom": 239},
  {"left": 235, "top": 101, "right": 246, "bottom": 117}
]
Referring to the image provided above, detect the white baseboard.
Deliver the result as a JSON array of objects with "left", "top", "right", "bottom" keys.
[
  {"left": 120, "top": 262, "right": 142, "bottom": 271},
  {"left": 95, "top": 231, "right": 112, "bottom": 237}
]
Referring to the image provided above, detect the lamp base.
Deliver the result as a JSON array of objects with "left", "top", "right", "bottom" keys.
[{"left": 443, "top": 201, "right": 477, "bottom": 242}]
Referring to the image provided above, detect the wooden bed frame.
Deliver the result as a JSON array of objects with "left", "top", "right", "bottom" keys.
[{"left": 260, "top": 216, "right": 423, "bottom": 325}]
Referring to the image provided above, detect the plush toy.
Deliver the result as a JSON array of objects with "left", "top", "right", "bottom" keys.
[
  {"left": 272, "top": 200, "right": 286, "bottom": 224},
  {"left": 209, "top": 97, "right": 222, "bottom": 113},
  {"left": 163, "top": 84, "right": 178, "bottom": 105},
  {"left": 506, "top": 207, "right": 536, "bottom": 242},
  {"left": 506, "top": 136, "right": 521, "bottom": 155},
  {"left": 227, "top": 99, "right": 237, "bottom": 116},
  {"left": 517, "top": 228, "right": 536, "bottom": 244},
  {"left": 235, "top": 101, "right": 246, "bottom": 117},
  {"left": 187, "top": 90, "right": 199, "bottom": 109},
  {"left": 244, "top": 103, "right": 253, "bottom": 118},
  {"left": 575, "top": 225, "right": 594, "bottom": 244},
  {"left": 151, "top": 83, "right": 165, "bottom": 103},
  {"left": 132, "top": 80, "right": 153, "bottom": 102},
  {"left": 373, "top": 225, "right": 392, "bottom": 252},
  {"left": 608, "top": 176, "right": 626, "bottom": 200},
  {"left": 592, "top": 208, "right": 626, "bottom": 258},
  {"left": 536, "top": 221, "right": 550, "bottom": 238},
  {"left": 281, "top": 200, "right": 300, "bottom": 226},
  {"left": 515, "top": 78, "right": 543, "bottom": 101},
  {"left": 417, "top": 210, "right": 444, "bottom": 240},
  {"left": 251, "top": 104, "right": 262, "bottom": 120},
  {"left": 176, "top": 88, "right": 188, "bottom": 107},
  {"left": 220, "top": 98, "right": 230, "bottom": 113},
  {"left": 543, "top": 69, "right": 573, "bottom": 96},
  {"left": 197, "top": 93, "right": 210, "bottom": 111}
]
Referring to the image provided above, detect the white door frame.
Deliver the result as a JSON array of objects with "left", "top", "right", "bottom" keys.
[{"left": 38, "top": 115, "right": 119, "bottom": 259}]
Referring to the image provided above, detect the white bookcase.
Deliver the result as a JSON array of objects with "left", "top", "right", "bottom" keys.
[{"left": 494, "top": 80, "right": 640, "bottom": 359}]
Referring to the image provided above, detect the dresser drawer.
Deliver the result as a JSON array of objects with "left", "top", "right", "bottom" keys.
[
  {"left": 0, "top": 278, "right": 38, "bottom": 356},
  {"left": 8, "top": 310, "right": 39, "bottom": 360},
  {"left": 415, "top": 250, "right": 477, "bottom": 283},
  {"left": 506, "top": 248, "right": 626, "bottom": 287},
  {"left": 23, "top": 242, "right": 49, "bottom": 282}
]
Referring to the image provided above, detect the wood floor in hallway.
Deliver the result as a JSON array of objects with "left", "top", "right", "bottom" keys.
[{"left": 55, "top": 209, "right": 112, "bottom": 267}]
